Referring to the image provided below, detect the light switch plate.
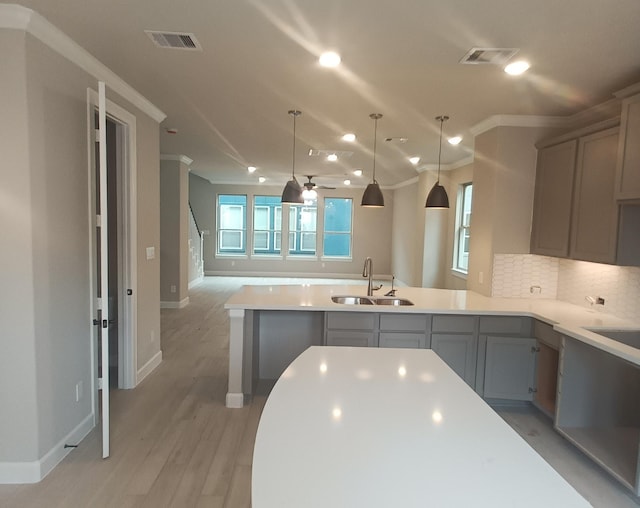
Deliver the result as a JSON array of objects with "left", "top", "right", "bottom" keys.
[{"left": 146, "top": 246, "right": 155, "bottom": 260}]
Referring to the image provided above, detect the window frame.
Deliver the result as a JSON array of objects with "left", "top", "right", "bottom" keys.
[
  {"left": 216, "top": 196, "right": 247, "bottom": 256},
  {"left": 287, "top": 203, "right": 318, "bottom": 258},
  {"left": 452, "top": 182, "right": 472, "bottom": 276},
  {"left": 322, "top": 197, "right": 353, "bottom": 259}
]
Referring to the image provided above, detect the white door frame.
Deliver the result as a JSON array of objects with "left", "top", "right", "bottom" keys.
[{"left": 87, "top": 86, "right": 138, "bottom": 407}]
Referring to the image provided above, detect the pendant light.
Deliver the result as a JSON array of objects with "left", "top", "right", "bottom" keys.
[
  {"left": 425, "top": 115, "right": 450, "bottom": 209},
  {"left": 361, "top": 113, "right": 385, "bottom": 207},
  {"left": 281, "top": 110, "right": 304, "bottom": 204}
]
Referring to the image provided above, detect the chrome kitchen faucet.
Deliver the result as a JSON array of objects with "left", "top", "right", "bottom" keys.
[{"left": 362, "top": 257, "right": 382, "bottom": 296}]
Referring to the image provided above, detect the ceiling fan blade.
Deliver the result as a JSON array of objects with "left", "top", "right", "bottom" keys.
[{"left": 318, "top": 185, "right": 336, "bottom": 189}]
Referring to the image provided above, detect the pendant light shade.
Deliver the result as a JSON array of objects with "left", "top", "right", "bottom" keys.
[
  {"left": 281, "top": 110, "right": 304, "bottom": 204},
  {"left": 361, "top": 113, "right": 384, "bottom": 207},
  {"left": 425, "top": 115, "right": 450, "bottom": 209}
]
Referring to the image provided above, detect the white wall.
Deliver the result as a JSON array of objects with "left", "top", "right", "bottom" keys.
[
  {"left": 189, "top": 176, "right": 394, "bottom": 280},
  {"left": 0, "top": 23, "right": 161, "bottom": 479},
  {"left": 390, "top": 181, "right": 420, "bottom": 286}
]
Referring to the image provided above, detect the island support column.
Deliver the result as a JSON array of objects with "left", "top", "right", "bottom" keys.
[{"left": 227, "top": 308, "right": 247, "bottom": 407}]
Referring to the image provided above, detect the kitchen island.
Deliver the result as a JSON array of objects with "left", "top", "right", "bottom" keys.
[
  {"left": 252, "top": 346, "right": 591, "bottom": 507},
  {"left": 224, "top": 284, "right": 640, "bottom": 408}
]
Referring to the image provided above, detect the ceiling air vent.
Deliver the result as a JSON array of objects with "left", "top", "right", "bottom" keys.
[
  {"left": 308, "top": 149, "right": 354, "bottom": 158},
  {"left": 145, "top": 30, "right": 202, "bottom": 51},
  {"left": 460, "top": 47, "right": 518, "bottom": 65}
]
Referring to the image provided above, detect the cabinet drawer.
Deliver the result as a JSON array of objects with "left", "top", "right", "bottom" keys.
[
  {"left": 379, "top": 313, "right": 428, "bottom": 332},
  {"left": 325, "top": 331, "right": 376, "bottom": 347},
  {"left": 479, "top": 316, "right": 532, "bottom": 335},
  {"left": 432, "top": 315, "right": 476, "bottom": 333},
  {"left": 533, "top": 320, "right": 561, "bottom": 350},
  {"left": 379, "top": 332, "right": 428, "bottom": 349},
  {"left": 326, "top": 312, "right": 377, "bottom": 331}
]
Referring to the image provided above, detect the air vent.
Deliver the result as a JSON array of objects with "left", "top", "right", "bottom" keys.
[
  {"left": 460, "top": 47, "right": 518, "bottom": 65},
  {"left": 145, "top": 30, "right": 202, "bottom": 51},
  {"left": 308, "top": 149, "right": 354, "bottom": 158}
]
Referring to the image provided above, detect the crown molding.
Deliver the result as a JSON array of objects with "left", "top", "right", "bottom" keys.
[
  {"left": 416, "top": 155, "right": 475, "bottom": 174},
  {"left": 469, "top": 114, "right": 567, "bottom": 136},
  {"left": 614, "top": 81, "right": 640, "bottom": 99},
  {"left": 0, "top": 4, "right": 166, "bottom": 123},
  {"left": 161, "top": 154, "right": 193, "bottom": 166},
  {"left": 389, "top": 177, "right": 419, "bottom": 190}
]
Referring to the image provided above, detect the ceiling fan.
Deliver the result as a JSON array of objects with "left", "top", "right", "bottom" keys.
[
  {"left": 303, "top": 175, "right": 336, "bottom": 191},
  {"left": 302, "top": 175, "right": 335, "bottom": 201}
]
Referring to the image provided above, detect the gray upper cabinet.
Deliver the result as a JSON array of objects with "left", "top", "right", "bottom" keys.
[
  {"left": 530, "top": 140, "right": 577, "bottom": 257},
  {"left": 531, "top": 123, "right": 620, "bottom": 264},
  {"left": 570, "top": 127, "right": 620, "bottom": 264},
  {"left": 615, "top": 92, "right": 640, "bottom": 200}
]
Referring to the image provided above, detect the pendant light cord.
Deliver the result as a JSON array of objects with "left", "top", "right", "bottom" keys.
[
  {"left": 437, "top": 116, "right": 443, "bottom": 183},
  {"left": 372, "top": 116, "right": 378, "bottom": 182},
  {"left": 292, "top": 112, "right": 297, "bottom": 179}
]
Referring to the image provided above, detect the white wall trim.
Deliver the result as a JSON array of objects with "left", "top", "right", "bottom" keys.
[
  {"left": 614, "top": 81, "right": 640, "bottom": 99},
  {"left": 0, "top": 413, "right": 94, "bottom": 484},
  {"left": 160, "top": 297, "right": 190, "bottom": 309},
  {"left": 0, "top": 4, "right": 166, "bottom": 123},
  {"left": 160, "top": 154, "right": 194, "bottom": 165},
  {"left": 204, "top": 270, "right": 392, "bottom": 280},
  {"left": 136, "top": 350, "right": 163, "bottom": 385}
]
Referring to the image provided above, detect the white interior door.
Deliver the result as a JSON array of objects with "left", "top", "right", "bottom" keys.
[{"left": 98, "top": 81, "right": 110, "bottom": 458}]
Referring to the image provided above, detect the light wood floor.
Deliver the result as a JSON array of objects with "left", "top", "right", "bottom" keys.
[{"left": 0, "top": 276, "right": 638, "bottom": 507}]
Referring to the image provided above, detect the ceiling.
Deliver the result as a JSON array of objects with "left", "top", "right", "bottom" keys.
[{"left": 11, "top": 0, "right": 640, "bottom": 188}]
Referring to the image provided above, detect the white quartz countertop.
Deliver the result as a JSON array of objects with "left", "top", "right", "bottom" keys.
[
  {"left": 252, "top": 346, "right": 591, "bottom": 508},
  {"left": 225, "top": 284, "right": 640, "bottom": 365}
]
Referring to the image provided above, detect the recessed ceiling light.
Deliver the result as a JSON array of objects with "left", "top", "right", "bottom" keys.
[
  {"left": 409, "top": 156, "right": 420, "bottom": 165},
  {"left": 342, "top": 133, "right": 356, "bottom": 142},
  {"left": 319, "top": 51, "right": 341, "bottom": 68},
  {"left": 258, "top": 176, "right": 266, "bottom": 183},
  {"left": 247, "top": 166, "right": 257, "bottom": 173},
  {"left": 344, "top": 179, "right": 351, "bottom": 186},
  {"left": 353, "top": 169, "right": 363, "bottom": 177},
  {"left": 448, "top": 136, "right": 462, "bottom": 145},
  {"left": 504, "top": 60, "right": 530, "bottom": 76},
  {"left": 327, "top": 153, "right": 338, "bottom": 162}
]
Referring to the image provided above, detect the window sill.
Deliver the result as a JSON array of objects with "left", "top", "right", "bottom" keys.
[
  {"left": 215, "top": 253, "right": 248, "bottom": 259},
  {"left": 285, "top": 255, "right": 319, "bottom": 261},
  {"left": 320, "top": 256, "right": 353, "bottom": 262},
  {"left": 451, "top": 268, "right": 468, "bottom": 280},
  {"left": 250, "top": 254, "right": 284, "bottom": 260}
]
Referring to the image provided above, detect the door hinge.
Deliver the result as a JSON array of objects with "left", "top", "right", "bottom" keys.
[
  {"left": 94, "top": 128, "right": 100, "bottom": 142},
  {"left": 93, "top": 319, "right": 100, "bottom": 326},
  {"left": 96, "top": 297, "right": 102, "bottom": 309},
  {"left": 127, "top": 289, "right": 133, "bottom": 296},
  {"left": 528, "top": 387, "right": 538, "bottom": 394},
  {"left": 96, "top": 214, "right": 102, "bottom": 227},
  {"left": 531, "top": 346, "right": 540, "bottom": 353},
  {"left": 98, "top": 377, "right": 103, "bottom": 390}
]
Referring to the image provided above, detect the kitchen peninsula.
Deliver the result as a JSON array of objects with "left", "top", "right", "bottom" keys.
[{"left": 224, "top": 284, "right": 640, "bottom": 408}]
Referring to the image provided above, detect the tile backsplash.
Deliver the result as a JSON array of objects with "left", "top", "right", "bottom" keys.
[{"left": 492, "top": 254, "right": 640, "bottom": 322}]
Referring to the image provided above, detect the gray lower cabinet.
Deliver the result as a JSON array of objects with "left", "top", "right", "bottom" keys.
[
  {"left": 325, "top": 312, "right": 378, "bottom": 347},
  {"left": 483, "top": 336, "right": 537, "bottom": 400},
  {"left": 556, "top": 336, "right": 640, "bottom": 496},
  {"left": 431, "top": 333, "right": 477, "bottom": 387},
  {"left": 379, "top": 313, "right": 430, "bottom": 349},
  {"left": 431, "top": 314, "right": 478, "bottom": 387}
]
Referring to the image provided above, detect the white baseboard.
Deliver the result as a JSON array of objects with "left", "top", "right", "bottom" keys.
[
  {"left": 188, "top": 275, "right": 204, "bottom": 289},
  {"left": 137, "top": 350, "right": 162, "bottom": 385},
  {"left": 0, "top": 413, "right": 94, "bottom": 484},
  {"left": 160, "top": 297, "right": 189, "bottom": 309}
]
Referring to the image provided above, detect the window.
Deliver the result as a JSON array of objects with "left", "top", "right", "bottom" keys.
[
  {"left": 253, "top": 196, "right": 282, "bottom": 255},
  {"left": 217, "top": 194, "right": 247, "bottom": 254},
  {"left": 323, "top": 198, "right": 353, "bottom": 258},
  {"left": 453, "top": 183, "right": 472, "bottom": 273},
  {"left": 289, "top": 204, "right": 317, "bottom": 255}
]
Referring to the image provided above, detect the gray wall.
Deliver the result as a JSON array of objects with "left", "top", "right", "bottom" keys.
[
  {"left": 160, "top": 158, "right": 189, "bottom": 303},
  {"left": 391, "top": 182, "right": 421, "bottom": 286},
  {"left": 467, "top": 126, "right": 554, "bottom": 295},
  {"left": 0, "top": 28, "right": 161, "bottom": 466},
  {"left": 189, "top": 175, "right": 394, "bottom": 279}
]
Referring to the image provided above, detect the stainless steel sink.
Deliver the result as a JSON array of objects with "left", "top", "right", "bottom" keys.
[
  {"left": 373, "top": 297, "right": 414, "bottom": 306},
  {"left": 331, "top": 296, "right": 375, "bottom": 305},
  {"left": 586, "top": 328, "right": 640, "bottom": 349},
  {"left": 331, "top": 295, "right": 414, "bottom": 306}
]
